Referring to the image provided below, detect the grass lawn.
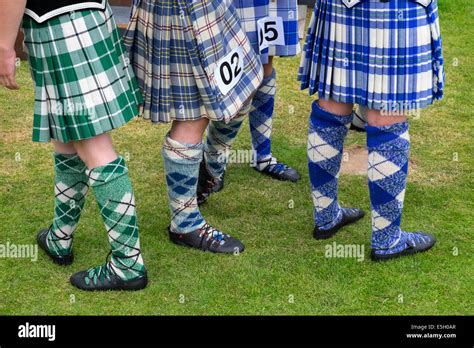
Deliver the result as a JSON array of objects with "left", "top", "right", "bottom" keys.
[{"left": 0, "top": 0, "right": 472, "bottom": 315}]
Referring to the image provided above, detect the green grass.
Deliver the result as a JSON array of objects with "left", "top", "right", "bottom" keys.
[{"left": 0, "top": 0, "right": 472, "bottom": 315}]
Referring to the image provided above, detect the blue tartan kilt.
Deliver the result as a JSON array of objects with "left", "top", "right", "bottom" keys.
[
  {"left": 233, "top": 0, "right": 270, "bottom": 64},
  {"left": 268, "top": 0, "right": 301, "bottom": 57},
  {"left": 298, "top": 0, "right": 444, "bottom": 112},
  {"left": 123, "top": 0, "right": 263, "bottom": 123}
]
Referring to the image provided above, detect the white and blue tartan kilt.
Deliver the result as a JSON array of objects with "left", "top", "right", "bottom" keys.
[
  {"left": 298, "top": 0, "right": 445, "bottom": 112},
  {"left": 22, "top": 5, "right": 142, "bottom": 143},
  {"left": 268, "top": 0, "right": 301, "bottom": 57},
  {"left": 233, "top": 0, "right": 270, "bottom": 64},
  {"left": 124, "top": 0, "right": 263, "bottom": 124}
]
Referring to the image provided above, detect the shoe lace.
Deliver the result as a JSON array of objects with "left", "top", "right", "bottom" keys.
[
  {"left": 47, "top": 225, "right": 73, "bottom": 256},
  {"left": 199, "top": 224, "right": 226, "bottom": 246},
  {"left": 48, "top": 225, "right": 73, "bottom": 242},
  {"left": 198, "top": 172, "right": 220, "bottom": 197},
  {"left": 267, "top": 162, "right": 289, "bottom": 174},
  {"left": 84, "top": 251, "right": 117, "bottom": 285},
  {"left": 261, "top": 158, "right": 289, "bottom": 174},
  {"left": 205, "top": 176, "right": 220, "bottom": 191},
  {"left": 406, "top": 232, "right": 430, "bottom": 247}
]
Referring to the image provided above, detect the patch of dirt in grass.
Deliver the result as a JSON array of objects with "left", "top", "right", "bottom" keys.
[
  {"left": 341, "top": 145, "right": 417, "bottom": 177},
  {"left": 0, "top": 130, "right": 30, "bottom": 145},
  {"left": 341, "top": 146, "right": 368, "bottom": 176}
]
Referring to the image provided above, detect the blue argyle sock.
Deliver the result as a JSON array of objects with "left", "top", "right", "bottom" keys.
[
  {"left": 162, "top": 134, "right": 206, "bottom": 234},
  {"left": 367, "top": 122, "right": 424, "bottom": 255},
  {"left": 250, "top": 69, "right": 277, "bottom": 171},
  {"left": 308, "top": 101, "right": 353, "bottom": 230},
  {"left": 204, "top": 115, "right": 246, "bottom": 179}
]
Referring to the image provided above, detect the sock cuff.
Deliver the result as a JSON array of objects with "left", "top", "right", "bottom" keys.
[
  {"left": 54, "top": 153, "right": 87, "bottom": 174},
  {"left": 366, "top": 121, "right": 410, "bottom": 151},
  {"left": 310, "top": 100, "right": 354, "bottom": 127},
  {"left": 255, "top": 69, "right": 277, "bottom": 99},
  {"left": 262, "top": 68, "right": 276, "bottom": 86},
  {"left": 162, "top": 133, "right": 203, "bottom": 164},
  {"left": 86, "top": 156, "right": 129, "bottom": 187}
]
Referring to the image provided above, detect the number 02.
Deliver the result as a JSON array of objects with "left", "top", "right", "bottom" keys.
[{"left": 219, "top": 52, "right": 242, "bottom": 86}]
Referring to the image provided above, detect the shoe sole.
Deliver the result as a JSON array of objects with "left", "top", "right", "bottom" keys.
[
  {"left": 49, "top": 253, "right": 74, "bottom": 266},
  {"left": 313, "top": 212, "right": 365, "bottom": 240},
  {"left": 70, "top": 275, "right": 148, "bottom": 291},
  {"left": 169, "top": 233, "right": 244, "bottom": 254},
  {"left": 254, "top": 167, "right": 301, "bottom": 183},
  {"left": 370, "top": 241, "right": 436, "bottom": 262}
]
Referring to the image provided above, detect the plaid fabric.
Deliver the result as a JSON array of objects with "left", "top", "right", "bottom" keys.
[
  {"left": 124, "top": 0, "right": 263, "bottom": 124},
  {"left": 47, "top": 153, "right": 89, "bottom": 256},
  {"left": 87, "top": 156, "right": 145, "bottom": 281},
  {"left": 22, "top": 5, "right": 142, "bottom": 143},
  {"left": 268, "top": 0, "right": 301, "bottom": 57},
  {"left": 233, "top": 0, "right": 270, "bottom": 63},
  {"left": 298, "top": 0, "right": 444, "bottom": 111}
]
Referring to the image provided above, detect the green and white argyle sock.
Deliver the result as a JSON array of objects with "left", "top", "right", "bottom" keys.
[
  {"left": 47, "top": 153, "right": 89, "bottom": 257},
  {"left": 87, "top": 156, "right": 145, "bottom": 281}
]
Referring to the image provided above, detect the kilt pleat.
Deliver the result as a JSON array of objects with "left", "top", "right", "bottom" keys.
[
  {"left": 124, "top": 0, "right": 263, "bottom": 124},
  {"left": 267, "top": 0, "right": 301, "bottom": 57},
  {"left": 298, "top": 0, "right": 445, "bottom": 111},
  {"left": 22, "top": 5, "right": 142, "bottom": 143},
  {"left": 233, "top": 0, "right": 270, "bottom": 63}
]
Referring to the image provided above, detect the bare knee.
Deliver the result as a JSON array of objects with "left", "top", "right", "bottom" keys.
[
  {"left": 52, "top": 140, "right": 76, "bottom": 155},
  {"left": 318, "top": 98, "right": 354, "bottom": 116},
  {"left": 170, "top": 118, "right": 209, "bottom": 145},
  {"left": 72, "top": 134, "right": 117, "bottom": 169},
  {"left": 367, "top": 109, "right": 407, "bottom": 127}
]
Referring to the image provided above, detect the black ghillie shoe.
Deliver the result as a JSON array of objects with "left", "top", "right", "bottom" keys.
[
  {"left": 371, "top": 232, "right": 436, "bottom": 262},
  {"left": 256, "top": 158, "right": 301, "bottom": 182},
  {"left": 70, "top": 262, "right": 148, "bottom": 291},
  {"left": 168, "top": 224, "right": 245, "bottom": 254},
  {"left": 37, "top": 228, "right": 73, "bottom": 266},
  {"left": 197, "top": 158, "right": 225, "bottom": 205},
  {"left": 313, "top": 208, "right": 365, "bottom": 240}
]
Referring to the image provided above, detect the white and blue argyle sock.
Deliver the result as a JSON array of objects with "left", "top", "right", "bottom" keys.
[
  {"left": 204, "top": 115, "right": 246, "bottom": 179},
  {"left": 162, "top": 134, "right": 206, "bottom": 234},
  {"left": 367, "top": 121, "right": 429, "bottom": 255},
  {"left": 308, "top": 101, "right": 354, "bottom": 230},
  {"left": 249, "top": 69, "right": 277, "bottom": 171}
]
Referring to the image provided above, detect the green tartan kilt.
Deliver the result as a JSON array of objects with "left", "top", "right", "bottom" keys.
[{"left": 22, "top": 5, "right": 143, "bottom": 143}]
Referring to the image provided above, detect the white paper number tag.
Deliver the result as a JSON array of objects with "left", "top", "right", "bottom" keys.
[
  {"left": 342, "top": 0, "right": 361, "bottom": 8},
  {"left": 257, "top": 16, "right": 285, "bottom": 52},
  {"left": 214, "top": 46, "right": 244, "bottom": 96},
  {"left": 413, "top": 0, "right": 433, "bottom": 7}
]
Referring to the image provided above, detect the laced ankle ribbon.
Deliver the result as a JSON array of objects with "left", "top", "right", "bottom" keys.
[
  {"left": 198, "top": 224, "right": 227, "bottom": 248},
  {"left": 84, "top": 250, "right": 145, "bottom": 285},
  {"left": 258, "top": 157, "right": 290, "bottom": 174}
]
